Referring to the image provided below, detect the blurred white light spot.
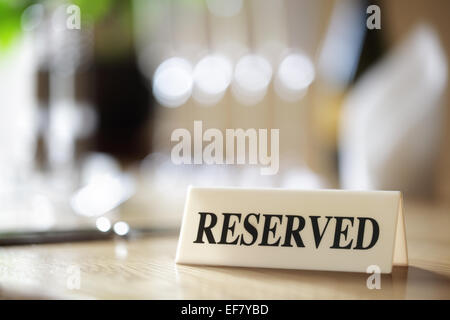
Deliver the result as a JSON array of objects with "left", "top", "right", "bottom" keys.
[
  {"left": 96, "top": 216, "right": 111, "bottom": 232},
  {"left": 153, "top": 57, "right": 193, "bottom": 108},
  {"left": 232, "top": 54, "right": 272, "bottom": 105},
  {"left": 71, "top": 174, "right": 135, "bottom": 217},
  {"left": 113, "top": 221, "right": 130, "bottom": 236},
  {"left": 206, "top": 0, "right": 243, "bottom": 17},
  {"left": 115, "top": 242, "right": 128, "bottom": 259},
  {"left": 47, "top": 101, "right": 79, "bottom": 166},
  {"left": 193, "top": 55, "right": 232, "bottom": 106},
  {"left": 81, "top": 153, "right": 121, "bottom": 185},
  {"left": 21, "top": 4, "right": 44, "bottom": 31},
  {"left": 275, "top": 53, "right": 315, "bottom": 101},
  {"left": 71, "top": 176, "right": 123, "bottom": 217}
]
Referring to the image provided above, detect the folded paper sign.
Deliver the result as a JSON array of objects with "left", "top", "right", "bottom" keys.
[{"left": 176, "top": 187, "right": 408, "bottom": 273}]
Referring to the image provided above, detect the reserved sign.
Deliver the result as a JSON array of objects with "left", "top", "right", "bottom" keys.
[{"left": 175, "top": 187, "right": 408, "bottom": 273}]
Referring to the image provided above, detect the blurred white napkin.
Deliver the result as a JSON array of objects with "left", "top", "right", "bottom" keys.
[{"left": 339, "top": 25, "right": 447, "bottom": 194}]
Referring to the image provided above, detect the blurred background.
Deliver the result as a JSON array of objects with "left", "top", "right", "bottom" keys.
[{"left": 0, "top": 0, "right": 448, "bottom": 236}]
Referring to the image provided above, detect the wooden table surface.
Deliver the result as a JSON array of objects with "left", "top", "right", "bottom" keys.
[{"left": 0, "top": 200, "right": 449, "bottom": 299}]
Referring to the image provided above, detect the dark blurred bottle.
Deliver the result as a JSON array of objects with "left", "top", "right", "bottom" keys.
[{"left": 90, "top": 0, "right": 153, "bottom": 165}]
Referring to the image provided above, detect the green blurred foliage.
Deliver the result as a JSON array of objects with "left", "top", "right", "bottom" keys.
[
  {"left": 0, "top": 0, "right": 114, "bottom": 53},
  {"left": 0, "top": 0, "right": 204, "bottom": 55},
  {"left": 0, "top": 0, "right": 31, "bottom": 51}
]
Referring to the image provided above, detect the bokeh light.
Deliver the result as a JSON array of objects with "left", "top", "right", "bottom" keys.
[
  {"left": 232, "top": 54, "right": 273, "bottom": 106},
  {"left": 275, "top": 53, "right": 315, "bottom": 101},
  {"left": 193, "top": 54, "right": 233, "bottom": 106},
  {"left": 152, "top": 57, "right": 193, "bottom": 108}
]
